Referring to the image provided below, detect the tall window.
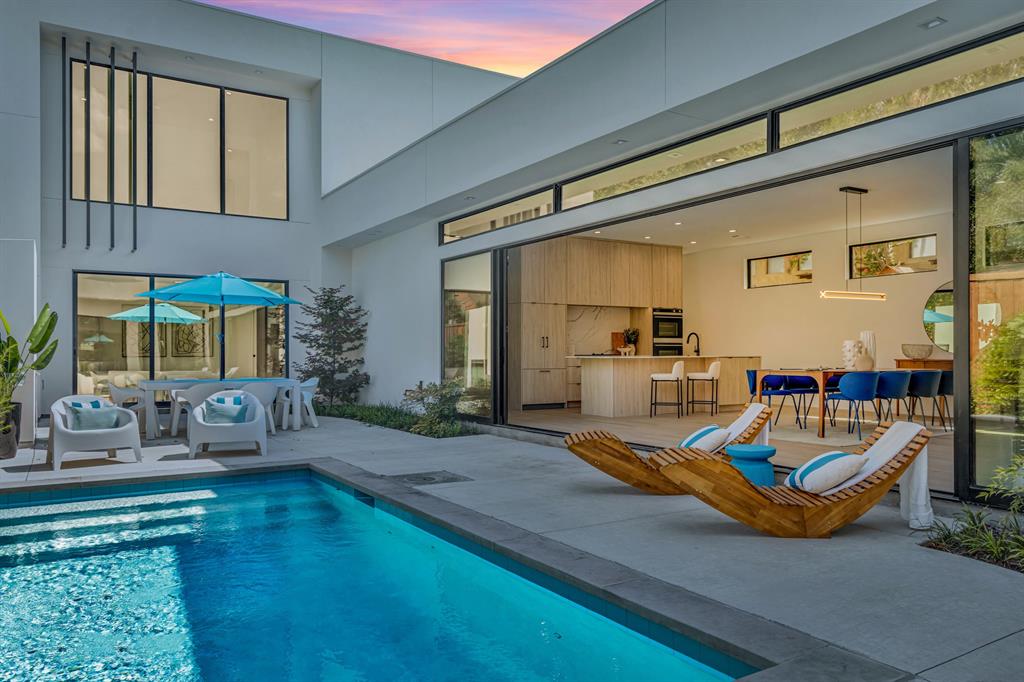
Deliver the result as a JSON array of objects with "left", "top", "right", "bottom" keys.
[
  {"left": 152, "top": 77, "right": 221, "bottom": 213},
  {"left": 74, "top": 272, "right": 288, "bottom": 396},
  {"left": 969, "top": 125, "right": 1024, "bottom": 488},
  {"left": 70, "top": 61, "right": 288, "bottom": 219},
  {"left": 443, "top": 254, "right": 493, "bottom": 418},
  {"left": 71, "top": 63, "right": 148, "bottom": 204}
]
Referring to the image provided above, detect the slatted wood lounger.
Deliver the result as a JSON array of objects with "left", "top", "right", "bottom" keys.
[
  {"left": 649, "top": 422, "right": 931, "bottom": 538},
  {"left": 563, "top": 404, "right": 772, "bottom": 495}
]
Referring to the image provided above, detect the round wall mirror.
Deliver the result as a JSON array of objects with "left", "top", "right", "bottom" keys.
[{"left": 923, "top": 281, "right": 954, "bottom": 352}]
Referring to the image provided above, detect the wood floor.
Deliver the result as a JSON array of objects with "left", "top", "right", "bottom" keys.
[{"left": 509, "top": 402, "right": 955, "bottom": 493}]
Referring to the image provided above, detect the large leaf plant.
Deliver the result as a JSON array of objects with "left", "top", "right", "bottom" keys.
[{"left": 0, "top": 305, "right": 58, "bottom": 433}]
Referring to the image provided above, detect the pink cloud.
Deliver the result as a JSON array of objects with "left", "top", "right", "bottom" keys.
[{"left": 200, "top": 0, "right": 651, "bottom": 76}]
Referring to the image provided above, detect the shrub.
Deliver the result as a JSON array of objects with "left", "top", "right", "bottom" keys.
[
  {"left": 317, "top": 402, "right": 418, "bottom": 432},
  {"left": 315, "top": 381, "right": 471, "bottom": 439},
  {"left": 925, "top": 506, "right": 1024, "bottom": 572}
]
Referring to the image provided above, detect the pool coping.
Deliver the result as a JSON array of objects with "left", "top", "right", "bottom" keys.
[{"left": 0, "top": 459, "right": 915, "bottom": 681}]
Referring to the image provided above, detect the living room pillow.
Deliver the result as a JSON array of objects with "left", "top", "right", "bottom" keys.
[
  {"left": 785, "top": 451, "right": 866, "bottom": 494},
  {"left": 679, "top": 425, "right": 731, "bottom": 453},
  {"left": 205, "top": 399, "right": 249, "bottom": 424},
  {"left": 68, "top": 404, "right": 120, "bottom": 431}
]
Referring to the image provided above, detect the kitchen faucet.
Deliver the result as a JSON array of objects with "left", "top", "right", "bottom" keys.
[{"left": 686, "top": 332, "right": 701, "bottom": 356}]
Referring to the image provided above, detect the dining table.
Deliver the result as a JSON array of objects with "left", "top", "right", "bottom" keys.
[
  {"left": 754, "top": 368, "right": 852, "bottom": 439},
  {"left": 137, "top": 377, "right": 302, "bottom": 440}
]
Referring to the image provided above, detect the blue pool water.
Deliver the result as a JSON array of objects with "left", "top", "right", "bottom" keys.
[{"left": 0, "top": 476, "right": 735, "bottom": 681}]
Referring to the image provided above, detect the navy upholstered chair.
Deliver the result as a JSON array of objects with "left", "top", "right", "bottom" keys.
[
  {"left": 749, "top": 371, "right": 802, "bottom": 428},
  {"left": 825, "top": 371, "right": 880, "bottom": 439},
  {"left": 931, "top": 369, "right": 954, "bottom": 431},
  {"left": 784, "top": 376, "right": 818, "bottom": 430},
  {"left": 907, "top": 370, "right": 942, "bottom": 427},
  {"left": 875, "top": 371, "right": 911, "bottom": 421}
]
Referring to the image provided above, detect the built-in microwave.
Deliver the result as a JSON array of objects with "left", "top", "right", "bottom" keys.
[
  {"left": 652, "top": 342, "right": 683, "bottom": 356},
  {"left": 652, "top": 308, "right": 683, "bottom": 340}
]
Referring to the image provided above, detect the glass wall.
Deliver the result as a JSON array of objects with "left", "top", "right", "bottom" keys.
[
  {"left": 442, "top": 254, "right": 493, "bottom": 418},
  {"left": 71, "top": 63, "right": 148, "bottom": 204},
  {"left": 780, "top": 31, "right": 1024, "bottom": 148},
  {"left": 850, "top": 234, "right": 938, "bottom": 278},
  {"left": 561, "top": 119, "right": 768, "bottom": 210},
  {"left": 75, "top": 272, "right": 288, "bottom": 396},
  {"left": 225, "top": 91, "right": 288, "bottom": 219},
  {"left": 75, "top": 273, "right": 152, "bottom": 396},
  {"left": 442, "top": 190, "right": 554, "bottom": 243},
  {"left": 969, "top": 125, "right": 1024, "bottom": 487},
  {"left": 152, "top": 77, "right": 221, "bottom": 213}
]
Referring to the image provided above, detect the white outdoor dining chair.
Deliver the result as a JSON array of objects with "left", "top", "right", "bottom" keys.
[
  {"left": 187, "top": 390, "right": 267, "bottom": 458},
  {"left": 240, "top": 382, "right": 281, "bottom": 435},
  {"left": 170, "top": 382, "right": 224, "bottom": 437},
  {"left": 48, "top": 395, "right": 142, "bottom": 471}
]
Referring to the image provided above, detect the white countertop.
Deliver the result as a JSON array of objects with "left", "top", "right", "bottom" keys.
[{"left": 568, "top": 355, "right": 760, "bottom": 360}]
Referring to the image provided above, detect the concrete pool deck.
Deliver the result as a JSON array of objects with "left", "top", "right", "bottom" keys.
[{"left": 2, "top": 416, "right": 1022, "bottom": 681}]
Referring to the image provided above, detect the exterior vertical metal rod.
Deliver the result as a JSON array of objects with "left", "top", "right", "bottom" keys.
[
  {"left": 108, "top": 45, "right": 115, "bottom": 250},
  {"left": 131, "top": 51, "right": 138, "bottom": 252},
  {"left": 61, "top": 36, "right": 67, "bottom": 248},
  {"left": 219, "top": 88, "right": 226, "bottom": 214},
  {"left": 85, "top": 41, "right": 91, "bottom": 248}
]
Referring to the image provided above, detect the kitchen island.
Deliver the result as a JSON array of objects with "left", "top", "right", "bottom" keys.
[{"left": 572, "top": 355, "right": 761, "bottom": 418}]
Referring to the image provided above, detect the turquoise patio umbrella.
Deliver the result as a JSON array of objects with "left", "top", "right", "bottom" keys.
[
  {"left": 923, "top": 309, "right": 953, "bottom": 324},
  {"left": 136, "top": 272, "right": 299, "bottom": 379},
  {"left": 109, "top": 302, "right": 204, "bottom": 324}
]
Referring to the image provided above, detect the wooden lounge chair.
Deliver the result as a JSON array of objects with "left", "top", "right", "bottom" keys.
[
  {"left": 649, "top": 422, "right": 931, "bottom": 538},
  {"left": 564, "top": 403, "right": 772, "bottom": 495}
]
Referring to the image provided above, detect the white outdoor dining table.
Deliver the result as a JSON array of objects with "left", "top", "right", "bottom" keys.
[{"left": 137, "top": 377, "right": 301, "bottom": 440}]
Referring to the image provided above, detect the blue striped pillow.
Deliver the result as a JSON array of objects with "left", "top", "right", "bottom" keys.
[
  {"left": 69, "top": 400, "right": 104, "bottom": 409},
  {"left": 785, "top": 451, "right": 866, "bottom": 494},
  {"left": 213, "top": 395, "right": 243, "bottom": 405},
  {"left": 680, "top": 425, "right": 720, "bottom": 448}
]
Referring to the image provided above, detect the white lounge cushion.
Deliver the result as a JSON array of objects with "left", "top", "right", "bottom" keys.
[
  {"left": 726, "top": 404, "right": 767, "bottom": 441},
  {"left": 821, "top": 421, "right": 926, "bottom": 496},
  {"left": 679, "top": 425, "right": 731, "bottom": 452},
  {"left": 785, "top": 451, "right": 866, "bottom": 494}
]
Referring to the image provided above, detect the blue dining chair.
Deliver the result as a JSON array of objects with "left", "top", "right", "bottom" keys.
[
  {"left": 931, "top": 370, "right": 954, "bottom": 431},
  {"left": 875, "top": 371, "right": 911, "bottom": 421},
  {"left": 784, "top": 375, "right": 819, "bottom": 430},
  {"left": 747, "top": 370, "right": 801, "bottom": 428},
  {"left": 825, "top": 371, "right": 880, "bottom": 439},
  {"left": 907, "top": 369, "right": 942, "bottom": 427}
]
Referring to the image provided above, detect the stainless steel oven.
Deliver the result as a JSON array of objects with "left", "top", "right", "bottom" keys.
[
  {"left": 652, "top": 342, "right": 683, "bottom": 356},
  {"left": 652, "top": 308, "right": 683, "bottom": 340}
]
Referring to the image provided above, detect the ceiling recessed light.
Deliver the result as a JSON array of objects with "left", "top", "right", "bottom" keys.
[
  {"left": 674, "top": 221, "right": 682, "bottom": 226},
  {"left": 666, "top": 152, "right": 682, "bottom": 158},
  {"left": 226, "top": 91, "right": 232, "bottom": 96},
  {"left": 612, "top": 139, "right": 628, "bottom": 145},
  {"left": 208, "top": 117, "right": 214, "bottom": 122},
  {"left": 644, "top": 236, "right": 651, "bottom": 240},
  {"left": 728, "top": 229, "right": 737, "bottom": 233},
  {"left": 594, "top": 230, "right": 602, "bottom": 234},
  {"left": 919, "top": 17, "right": 946, "bottom": 30},
  {"left": 464, "top": 196, "right": 475, "bottom": 201},
  {"left": 184, "top": 55, "right": 194, "bottom": 61},
  {"left": 227, "top": 148, "right": 233, "bottom": 153},
  {"left": 255, "top": 69, "right": 264, "bottom": 75},
  {"left": 714, "top": 157, "right": 727, "bottom": 163},
  {"left": 689, "top": 241, "right": 697, "bottom": 245}
]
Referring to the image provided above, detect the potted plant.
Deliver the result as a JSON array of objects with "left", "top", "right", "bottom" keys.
[
  {"left": 0, "top": 305, "right": 59, "bottom": 458},
  {"left": 623, "top": 327, "right": 640, "bottom": 355}
]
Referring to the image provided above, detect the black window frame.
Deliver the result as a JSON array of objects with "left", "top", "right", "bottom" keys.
[
  {"left": 440, "top": 186, "right": 559, "bottom": 244},
  {"left": 438, "top": 21, "right": 1024, "bottom": 247},
  {"left": 848, "top": 233, "right": 939, "bottom": 280},
  {"left": 71, "top": 268, "right": 291, "bottom": 395},
  {"left": 746, "top": 250, "right": 814, "bottom": 290},
  {"left": 69, "top": 58, "right": 290, "bottom": 222}
]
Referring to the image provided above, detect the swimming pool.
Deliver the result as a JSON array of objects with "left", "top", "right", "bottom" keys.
[{"left": 0, "top": 474, "right": 737, "bottom": 681}]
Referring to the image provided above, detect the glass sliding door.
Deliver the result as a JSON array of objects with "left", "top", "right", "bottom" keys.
[
  {"left": 443, "top": 254, "right": 493, "bottom": 418},
  {"left": 968, "top": 124, "right": 1024, "bottom": 488},
  {"left": 151, "top": 277, "right": 220, "bottom": 381},
  {"left": 75, "top": 273, "right": 152, "bottom": 396}
]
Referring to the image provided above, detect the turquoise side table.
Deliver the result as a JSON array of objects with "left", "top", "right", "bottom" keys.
[{"left": 725, "top": 444, "right": 776, "bottom": 486}]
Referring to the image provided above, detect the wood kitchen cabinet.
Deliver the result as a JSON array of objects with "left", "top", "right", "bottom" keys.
[
  {"left": 651, "top": 244, "right": 683, "bottom": 308},
  {"left": 509, "top": 239, "right": 566, "bottom": 304},
  {"left": 566, "top": 238, "right": 612, "bottom": 305},
  {"left": 519, "top": 303, "right": 566, "bottom": 369},
  {"left": 520, "top": 369, "right": 566, "bottom": 405}
]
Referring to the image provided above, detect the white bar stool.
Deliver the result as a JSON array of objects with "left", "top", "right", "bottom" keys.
[
  {"left": 687, "top": 360, "right": 721, "bottom": 416},
  {"left": 650, "top": 361, "right": 685, "bottom": 418}
]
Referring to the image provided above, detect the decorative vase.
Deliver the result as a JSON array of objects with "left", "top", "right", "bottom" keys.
[
  {"left": 858, "top": 331, "right": 876, "bottom": 370},
  {"left": 841, "top": 340, "right": 864, "bottom": 370}
]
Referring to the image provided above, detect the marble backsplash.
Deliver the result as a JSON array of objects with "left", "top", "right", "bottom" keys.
[{"left": 567, "top": 305, "right": 632, "bottom": 355}]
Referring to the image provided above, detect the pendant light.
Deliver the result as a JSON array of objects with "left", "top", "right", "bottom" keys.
[{"left": 820, "top": 185, "right": 887, "bottom": 302}]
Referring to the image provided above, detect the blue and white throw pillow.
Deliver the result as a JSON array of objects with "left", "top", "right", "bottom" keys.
[
  {"left": 212, "top": 395, "right": 244, "bottom": 406},
  {"left": 68, "top": 404, "right": 119, "bottom": 431},
  {"left": 785, "top": 451, "right": 866, "bottom": 494},
  {"left": 205, "top": 398, "right": 249, "bottom": 424},
  {"left": 679, "top": 425, "right": 731, "bottom": 452},
  {"left": 69, "top": 399, "right": 104, "bottom": 409}
]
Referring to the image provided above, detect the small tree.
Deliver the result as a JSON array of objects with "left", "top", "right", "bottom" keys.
[{"left": 292, "top": 286, "right": 369, "bottom": 405}]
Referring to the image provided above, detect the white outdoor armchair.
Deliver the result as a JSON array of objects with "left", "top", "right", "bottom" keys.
[
  {"left": 187, "top": 390, "right": 267, "bottom": 459},
  {"left": 48, "top": 396, "right": 143, "bottom": 472}
]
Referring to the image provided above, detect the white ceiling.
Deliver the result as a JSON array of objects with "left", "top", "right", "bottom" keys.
[{"left": 590, "top": 147, "right": 953, "bottom": 253}]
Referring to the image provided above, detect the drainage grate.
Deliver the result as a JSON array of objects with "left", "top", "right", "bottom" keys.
[{"left": 386, "top": 471, "right": 473, "bottom": 486}]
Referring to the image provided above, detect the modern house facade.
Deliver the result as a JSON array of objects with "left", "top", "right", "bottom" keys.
[{"left": 2, "top": 0, "right": 1024, "bottom": 505}]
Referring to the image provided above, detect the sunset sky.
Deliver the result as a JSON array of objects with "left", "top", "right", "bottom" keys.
[{"left": 198, "top": 0, "right": 651, "bottom": 77}]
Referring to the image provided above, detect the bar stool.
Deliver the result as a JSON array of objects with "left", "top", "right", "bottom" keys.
[
  {"left": 687, "top": 361, "right": 721, "bottom": 416},
  {"left": 650, "top": 361, "right": 685, "bottom": 418}
]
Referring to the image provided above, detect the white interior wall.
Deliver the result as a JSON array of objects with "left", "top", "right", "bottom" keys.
[{"left": 683, "top": 213, "right": 953, "bottom": 370}]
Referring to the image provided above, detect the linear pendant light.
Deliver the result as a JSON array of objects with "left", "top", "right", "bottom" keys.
[{"left": 820, "top": 185, "right": 886, "bottom": 302}]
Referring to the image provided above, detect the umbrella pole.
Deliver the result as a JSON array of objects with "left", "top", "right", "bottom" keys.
[{"left": 219, "top": 303, "right": 226, "bottom": 380}]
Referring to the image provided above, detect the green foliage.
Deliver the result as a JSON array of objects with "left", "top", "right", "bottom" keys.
[
  {"left": 0, "top": 305, "right": 59, "bottom": 433},
  {"left": 972, "top": 312, "right": 1024, "bottom": 417},
  {"left": 403, "top": 381, "right": 467, "bottom": 438},
  {"left": 979, "top": 454, "right": 1024, "bottom": 515},
  {"left": 314, "top": 381, "right": 471, "bottom": 439},
  {"left": 926, "top": 505, "right": 1024, "bottom": 572},
  {"left": 292, "top": 286, "right": 369, "bottom": 406},
  {"left": 623, "top": 327, "right": 640, "bottom": 345}
]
